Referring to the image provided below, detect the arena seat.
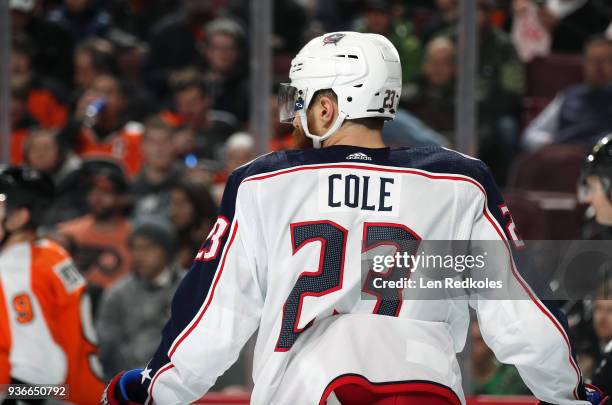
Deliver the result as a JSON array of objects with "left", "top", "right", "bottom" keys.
[
  {"left": 522, "top": 53, "right": 583, "bottom": 127},
  {"left": 507, "top": 144, "right": 588, "bottom": 239},
  {"left": 526, "top": 54, "right": 583, "bottom": 98}
]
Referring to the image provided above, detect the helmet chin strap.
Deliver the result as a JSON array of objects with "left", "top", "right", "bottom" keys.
[{"left": 299, "top": 110, "right": 347, "bottom": 149}]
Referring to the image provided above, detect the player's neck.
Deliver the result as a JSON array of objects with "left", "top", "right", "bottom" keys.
[
  {"left": 2, "top": 231, "right": 36, "bottom": 250},
  {"left": 323, "top": 124, "right": 386, "bottom": 148}
]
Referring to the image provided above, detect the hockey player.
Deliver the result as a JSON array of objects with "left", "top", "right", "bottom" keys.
[
  {"left": 103, "top": 32, "right": 606, "bottom": 404},
  {"left": 580, "top": 134, "right": 612, "bottom": 394},
  {"left": 0, "top": 166, "right": 105, "bottom": 404}
]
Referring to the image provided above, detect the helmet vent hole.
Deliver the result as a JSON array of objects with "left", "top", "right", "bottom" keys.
[
  {"left": 374, "top": 92, "right": 380, "bottom": 96},
  {"left": 348, "top": 55, "right": 359, "bottom": 59},
  {"left": 347, "top": 97, "right": 353, "bottom": 102},
  {"left": 353, "top": 84, "right": 363, "bottom": 88}
]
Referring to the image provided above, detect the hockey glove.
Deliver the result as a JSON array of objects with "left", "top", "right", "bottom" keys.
[
  {"left": 100, "top": 369, "right": 145, "bottom": 405},
  {"left": 586, "top": 384, "right": 610, "bottom": 405}
]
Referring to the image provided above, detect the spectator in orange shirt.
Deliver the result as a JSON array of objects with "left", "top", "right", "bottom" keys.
[
  {"left": 65, "top": 74, "right": 144, "bottom": 176},
  {"left": 57, "top": 159, "right": 132, "bottom": 290},
  {"left": 11, "top": 36, "right": 68, "bottom": 130}
]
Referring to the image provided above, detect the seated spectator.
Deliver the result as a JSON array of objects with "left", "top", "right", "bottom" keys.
[
  {"left": 131, "top": 117, "right": 182, "bottom": 219},
  {"left": 166, "top": 72, "right": 237, "bottom": 160},
  {"left": 22, "top": 128, "right": 85, "bottom": 225},
  {"left": 11, "top": 35, "right": 68, "bottom": 129},
  {"left": 592, "top": 283, "right": 612, "bottom": 395},
  {"left": 73, "top": 37, "right": 117, "bottom": 95},
  {"left": 57, "top": 159, "right": 132, "bottom": 289},
  {"left": 470, "top": 320, "right": 530, "bottom": 395},
  {"left": 97, "top": 218, "right": 182, "bottom": 378},
  {"left": 405, "top": 36, "right": 456, "bottom": 144},
  {"left": 10, "top": 38, "right": 68, "bottom": 128},
  {"left": 145, "top": 0, "right": 219, "bottom": 98},
  {"left": 523, "top": 37, "right": 612, "bottom": 150},
  {"left": 23, "top": 127, "right": 82, "bottom": 188},
  {"left": 9, "top": 80, "right": 37, "bottom": 165},
  {"left": 355, "top": 0, "right": 423, "bottom": 92},
  {"left": 67, "top": 74, "right": 144, "bottom": 176},
  {"left": 199, "top": 18, "right": 249, "bottom": 124},
  {"left": 9, "top": 0, "right": 74, "bottom": 86},
  {"left": 169, "top": 180, "right": 217, "bottom": 270},
  {"left": 47, "top": 0, "right": 112, "bottom": 43}
]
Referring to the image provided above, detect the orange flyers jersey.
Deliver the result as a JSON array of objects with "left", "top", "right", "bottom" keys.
[
  {"left": 0, "top": 240, "right": 105, "bottom": 404},
  {"left": 76, "top": 122, "right": 144, "bottom": 177}
]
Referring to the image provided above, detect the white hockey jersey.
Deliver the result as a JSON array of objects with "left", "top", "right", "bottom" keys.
[{"left": 131, "top": 145, "right": 588, "bottom": 405}]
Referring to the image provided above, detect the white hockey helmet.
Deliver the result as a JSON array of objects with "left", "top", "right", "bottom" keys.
[{"left": 279, "top": 31, "right": 402, "bottom": 148}]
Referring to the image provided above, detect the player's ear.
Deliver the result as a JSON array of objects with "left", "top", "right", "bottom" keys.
[
  {"left": 6, "top": 208, "right": 30, "bottom": 232},
  {"left": 318, "top": 95, "right": 338, "bottom": 128}
]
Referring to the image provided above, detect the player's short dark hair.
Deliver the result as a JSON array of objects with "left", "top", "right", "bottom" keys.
[{"left": 310, "top": 89, "right": 385, "bottom": 131}]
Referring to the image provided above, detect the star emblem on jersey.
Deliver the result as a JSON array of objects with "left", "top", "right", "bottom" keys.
[
  {"left": 346, "top": 152, "right": 372, "bottom": 161},
  {"left": 323, "top": 33, "right": 346, "bottom": 45},
  {"left": 140, "top": 367, "right": 152, "bottom": 384}
]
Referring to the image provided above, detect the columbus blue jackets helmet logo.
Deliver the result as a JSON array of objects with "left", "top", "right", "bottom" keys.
[{"left": 323, "top": 33, "right": 346, "bottom": 45}]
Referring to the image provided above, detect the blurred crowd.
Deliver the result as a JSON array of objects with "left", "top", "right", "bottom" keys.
[{"left": 7, "top": 0, "right": 612, "bottom": 395}]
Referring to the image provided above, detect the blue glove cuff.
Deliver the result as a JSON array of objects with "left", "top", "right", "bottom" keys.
[{"left": 119, "top": 369, "right": 144, "bottom": 401}]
